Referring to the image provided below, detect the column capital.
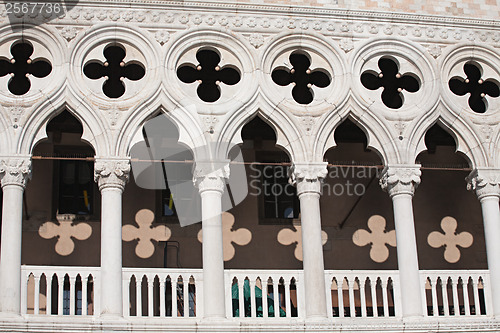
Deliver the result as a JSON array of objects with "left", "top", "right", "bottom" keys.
[
  {"left": 290, "top": 162, "right": 328, "bottom": 196},
  {"left": 94, "top": 158, "right": 130, "bottom": 192},
  {"left": 466, "top": 168, "right": 500, "bottom": 200},
  {"left": 0, "top": 156, "right": 31, "bottom": 188},
  {"left": 193, "top": 160, "right": 230, "bottom": 193},
  {"left": 379, "top": 164, "right": 421, "bottom": 197}
]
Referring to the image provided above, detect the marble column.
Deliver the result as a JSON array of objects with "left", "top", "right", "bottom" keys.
[
  {"left": 291, "top": 163, "right": 328, "bottom": 319},
  {"left": 0, "top": 157, "right": 31, "bottom": 315},
  {"left": 194, "top": 163, "right": 229, "bottom": 319},
  {"left": 467, "top": 168, "right": 500, "bottom": 317},
  {"left": 380, "top": 165, "right": 423, "bottom": 318},
  {"left": 94, "top": 158, "right": 130, "bottom": 317}
]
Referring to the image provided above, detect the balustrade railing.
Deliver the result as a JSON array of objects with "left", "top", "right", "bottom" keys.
[
  {"left": 420, "top": 270, "right": 491, "bottom": 317},
  {"left": 122, "top": 268, "right": 202, "bottom": 318},
  {"left": 324, "top": 270, "right": 400, "bottom": 318},
  {"left": 21, "top": 266, "right": 492, "bottom": 321},
  {"left": 224, "top": 270, "right": 303, "bottom": 319},
  {"left": 21, "top": 266, "right": 99, "bottom": 316}
]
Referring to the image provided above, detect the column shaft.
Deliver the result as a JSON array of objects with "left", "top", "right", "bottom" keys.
[
  {"left": 391, "top": 193, "right": 422, "bottom": 317},
  {"left": 292, "top": 163, "right": 328, "bottom": 319},
  {"left": 0, "top": 157, "right": 31, "bottom": 315},
  {"left": 467, "top": 169, "right": 500, "bottom": 317},
  {"left": 299, "top": 192, "right": 327, "bottom": 318},
  {"left": 480, "top": 196, "right": 500, "bottom": 315},
  {"left": 95, "top": 159, "right": 130, "bottom": 317},
  {"left": 380, "top": 165, "right": 423, "bottom": 318},
  {"left": 0, "top": 184, "right": 24, "bottom": 313},
  {"left": 100, "top": 187, "right": 124, "bottom": 316},
  {"left": 201, "top": 189, "right": 225, "bottom": 318}
]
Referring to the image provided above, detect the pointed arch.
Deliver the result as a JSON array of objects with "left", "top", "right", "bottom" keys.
[
  {"left": 115, "top": 92, "right": 207, "bottom": 161},
  {"left": 407, "top": 105, "right": 488, "bottom": 168},
  {"left": 17, "top": 92, "right": 109, "bottom": 156},
  {"left": 217, "top": 95, "right": 307, "bottom": 164},
  {"left": 313, "top": 97, "right": 396, "bottom": 165}
]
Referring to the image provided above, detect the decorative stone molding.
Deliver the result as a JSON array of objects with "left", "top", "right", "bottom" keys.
[
  {"left": 290, "top": 163, "right": 328, "bottom": 196},
  {"left": 0, "top": 157, "right": 32, "bottom": 188},
  {"left": 466, "top": 168, "right": 500, "bottom": 200},
  {"left": 193, "top": 161, "right": 230, "bottom": 193},
  {"left": 379, "top": 165, "right": 421, "bottom": 197},
  {"left": 94, "top": 158, "right": 131, "bottom": 191}
]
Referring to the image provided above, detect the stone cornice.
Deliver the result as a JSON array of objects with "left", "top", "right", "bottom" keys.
[
  {"left": 3, "top": 1, "right": 500, "bottom": 35},
  {"left": 54, "top": 1, "right": 500, "bottom": 28},
  {"left": 466, "top": 168, "right": 500, "bottom": 200},
  {"left": 94, "top": 158, "right": 131, "bottom": 192},
  {"left": 379, "top": 164, "right": 421, "bottom": 197}
]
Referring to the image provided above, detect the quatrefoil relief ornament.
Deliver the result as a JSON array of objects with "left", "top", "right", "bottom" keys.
[
  {"left": 449, "top": 62, "right": 500, "bottom": 113},
  {"left": 0, "top": 41, "right": 52, "bottom": 95},
  {"left": 39, "top": 215, "right": 92, "bottom": 256},
  {"left": 123, "top": 209, "right": 171, "bottom": 259},
  {"left": 271, "top": 52, "right": 331, "bottom": 104},
  {"left": 427, "top": 216, "right": 473, "bottom": 264},
  {"left": 83, "top": 44, "right": 145, "bottom": 98},
  {"left": 352, "top": 215, "right": 396, "bottom": 263},
  {"left": 361, "top": 57, "right": 420, "bottom": 109},
  {"left": 177, "top": 48, "right": 241, "bottom": 102},
  {"left": 197, "top": 212, "right": 251, "bottom": 261},
  {"left": 277, "top": 221, "right": 328, "bottom": 261}
]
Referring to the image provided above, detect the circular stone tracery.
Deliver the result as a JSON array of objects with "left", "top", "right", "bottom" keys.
[
  {"left": 449, "top": 62, "right": 500, "bottom": 114},
  {"left": 83, "top": 44, "right": 145, "bottom": 99},
  {"left": 0, "top": 41, "right": 52, "bottom": 95},
  {"left": 271, "top": 51, "right": 331, "bottom": 105},
  {"left": 176, "top": 48, "right": 241, "bottom": 103},
  {"left": 361, "top": 57, "right": 420, "bottom": 109}
]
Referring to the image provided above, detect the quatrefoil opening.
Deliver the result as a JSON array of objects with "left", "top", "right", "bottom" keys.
[
  {"left": 271, "top": 52, "right": 331, "bottom": 105},
  {"left": 361, "top": 57, "right": 420, "bottom": 109},
  {"left": 0, "top": 41, "right": 52, "bottom": 95},
  {"left": 449, "top": 62, "right": 500, "bottom": 113},
  {"left": 83, "top": 44, "right": 145, "bottom": 98},
  {"left": 176, "top": 48, "right": 241, "bottom": 103}
]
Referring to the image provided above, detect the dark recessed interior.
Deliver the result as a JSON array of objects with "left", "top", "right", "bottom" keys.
[
  {"left": 0, "top": 41, "right": 52, "bottom": 95},
  {"left": 271, "top": 52, "right": 330, "bottom": 105},
  {"left": 423, "top": 124, "right": 456, "bottom": 154},
  {"left": 361, "top": 57, "right": 420, "bottom": 109},
  {"left": 241, "top": 116, "right": 277, "bottom": 142},
  {"left": 334, "top": 118, "right": 368, "bottom": 149},
  {"left": 449, "top": 62, "right": 500, "bottom": 114},
  {"left": 83, "top": 44, "right": 145, "bottom": 99},
  {"left": 177, "top": 49, "right": 241, "bottom": 103}
]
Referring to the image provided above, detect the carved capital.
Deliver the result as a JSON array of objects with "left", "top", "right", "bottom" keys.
[
  {"left": 193, "top": 160, "right": 230, "bottom": 193},
  {"left": 0, "top": 157, "right": 32, "bottom": 188},
  {"left": 290, "top": 162, "right": 328, "bottom": 195},
  {"left": 379, "top": 165, "right": 421, "bottom": 197},
  {"left": 466, "top": 168, "right": 500, "bottom": 200},
  {"left": 94, "top": 158, "right": 130, "bottom": 191}
]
